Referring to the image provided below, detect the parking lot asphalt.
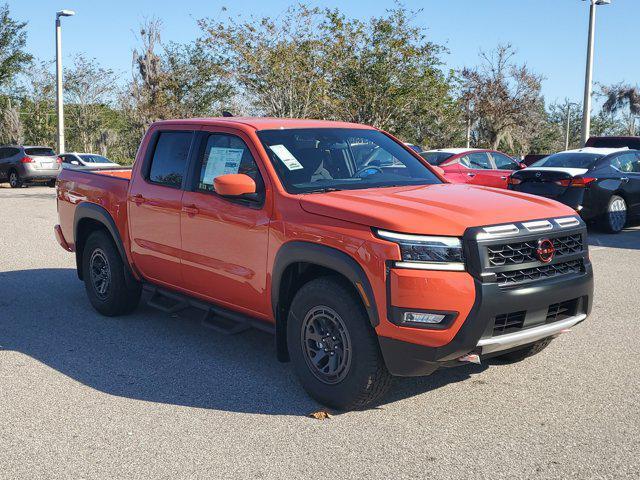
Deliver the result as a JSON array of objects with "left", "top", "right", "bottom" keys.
[{"left": 1, "top": 185, "right": 639, "bottom": 480}]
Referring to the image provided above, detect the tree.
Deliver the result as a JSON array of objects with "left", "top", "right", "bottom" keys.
[
  {"left": 0, "top": 3, "right": 32, "bottom": 90},
  {"left": 460, "top": 45, "right": 544, "bottom": 151},
  {"left": 0, "top": 98, "right": 22, "bottom": 144},
  {"left": 64, "top": 54, "right": 119, "bottom": 153},
  {"left": 601, "top": 83, "right": 640, "bottom": 135},
  {"left": 19, "top": 62, "right": 57, "bottom": 147}
]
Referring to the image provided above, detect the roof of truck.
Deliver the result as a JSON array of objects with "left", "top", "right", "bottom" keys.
[{"left": 151, "top": 117, "right": 375, "bottom": 131}]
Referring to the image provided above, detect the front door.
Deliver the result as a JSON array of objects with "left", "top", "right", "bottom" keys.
[
  {"left": 127, "top": 129, "right": 195, "bottom": 288},
  {"left": 613, "top": 151, "right": 640, "bottom": 215},
  {"left": 180, "top": 129, "right": 272, "bottom": 319},
  {"left": 489, "top": 151, "right": 522, "bottom": 189}
]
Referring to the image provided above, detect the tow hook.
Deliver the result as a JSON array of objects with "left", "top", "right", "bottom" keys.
[{"left": 458, "top": 353, "right": 481, "bottom": 364}]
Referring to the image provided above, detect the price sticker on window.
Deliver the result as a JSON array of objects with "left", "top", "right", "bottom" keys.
[{"left": 269, "top": 144, "right": 304, "bottom": 171}]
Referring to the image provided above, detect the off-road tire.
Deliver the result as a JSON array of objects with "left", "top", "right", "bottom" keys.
[
  {"left": 287, "top": 276, "right": 392, "bottom": 410},
  {"left": 494, "top": 337, "right": 553, "bottom": 363},
  {"left": 82, "top": 230, "right": 141, "bottom": 316}
]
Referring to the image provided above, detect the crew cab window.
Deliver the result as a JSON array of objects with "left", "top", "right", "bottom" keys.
[
  {"left": 491, "top": 152, "right": 519, "bottom": 170},
  {"left": 148, "top": 131, "right": 193, "bottom": 188},
  {"left": 611, "top": 153, "right": 640, "bottom": 173},
  {"left": 197, "top": 133, "right": 264, "bottom": 197},
  {"left": 460, "top": 152, "right": 491, "bottom": 169}
]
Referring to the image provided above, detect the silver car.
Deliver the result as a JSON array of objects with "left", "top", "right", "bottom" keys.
[{"left": 0, "top": 145, "right": 61, "bottom": 187}]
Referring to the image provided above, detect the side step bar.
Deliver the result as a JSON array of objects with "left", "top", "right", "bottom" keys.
[{"left": 143, "top": 284, "right": 275, "bottom": 336}]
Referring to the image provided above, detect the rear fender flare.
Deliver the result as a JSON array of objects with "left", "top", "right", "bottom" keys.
[{"left": 73, "top": 202, "right": 137, "bottom": 287}]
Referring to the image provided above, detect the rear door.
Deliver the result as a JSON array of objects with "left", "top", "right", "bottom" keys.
[
  {"left": 612, "top": 152, "right": 640, "bottom": 214},
  {"left": 458, "top": 152, "right": 496, "bottom": 186},
  {"left": 127, "top": 128, "right": 196, "bottom": 288},
  {"left": 490, "top": 152, "right": 522, "bottom": 188},
  {"left": 179, "top": 128, "right": 272, "bottom": 318}
]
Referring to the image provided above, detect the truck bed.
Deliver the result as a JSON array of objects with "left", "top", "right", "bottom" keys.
[{"left": 56, "top": 167, "right": 132, "bottom": 252}]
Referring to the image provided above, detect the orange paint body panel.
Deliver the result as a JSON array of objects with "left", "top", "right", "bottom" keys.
[{"left": 54, "top": 117, "right": 592, "bottom": 368}]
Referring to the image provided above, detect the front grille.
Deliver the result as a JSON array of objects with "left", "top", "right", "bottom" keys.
[
  {"left": 487, "top": 234, "right": 583, "bottom": 266},
  {"left": 546, "top": 298, "right": 579, "bottom": 323},
  {"left": 493, "top": 310, "right": 526, "bottom": 335},
  {"left": 495, "top": 259, "right": 585, "bottom": 286}
]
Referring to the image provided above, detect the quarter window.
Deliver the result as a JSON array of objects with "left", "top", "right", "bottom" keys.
[{"left": 148, "top": 132, "right": 193, "bottom": 187}]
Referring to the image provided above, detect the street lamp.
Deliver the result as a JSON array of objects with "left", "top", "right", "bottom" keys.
[
  {"left": 580, "top": 0, "right": 611, "bottom": 146},
  {"left": 564, "top": 102, "right": 578, "bottom": 151},
  {"left": 55, "top": 9, "right": 75, "bottom": 154}
]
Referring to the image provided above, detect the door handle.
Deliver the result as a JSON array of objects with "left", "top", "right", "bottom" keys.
[
  {"left": 500, "top": 176, "right": 508, "bottom": 180},
  {"left": 130, "top": 194, "right": 145, "bottom": 205},
  {"left": 182, "top": 204, "right": 199, "bottom": 216},
  {"left": 467, "top": 173, "right": 476, "bottom": 178},
  {"left": 621, "top": 177, "right": 629, "bottom": 183}
]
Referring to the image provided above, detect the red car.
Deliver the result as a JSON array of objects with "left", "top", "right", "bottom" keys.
[{"left": 421, "top": 148, "right": 525, "bottom": 189}]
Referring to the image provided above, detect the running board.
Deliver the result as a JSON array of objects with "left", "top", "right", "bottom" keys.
[{"left": 143, "top": 284, "right": 275, "bottom": 336}]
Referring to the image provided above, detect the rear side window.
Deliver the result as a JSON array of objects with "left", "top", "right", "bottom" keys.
[
  {"left": 148, "top": 132, "right": 193, "bottom": 187},
  {"left": 420, "top": 151, "right": 453, "bottom": 165},
  {"left": 0, "top": 147, "right": 20, "bottom": 158},
  {"left": 25, "top": 147, "right": 56, "bottom": 156},
  {"left": 611, "top": 153, "right": 640, "bottom": 173},
  {"left": 460, "top": 152, "right": 491, "bottom": 169},
  {"left": 197, "top": 134, "right": 264, "bottom": 196}
]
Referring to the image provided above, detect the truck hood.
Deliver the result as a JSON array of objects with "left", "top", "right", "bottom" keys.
[{"left": 298, "top": 183, "right": 576, "bottom": 236}]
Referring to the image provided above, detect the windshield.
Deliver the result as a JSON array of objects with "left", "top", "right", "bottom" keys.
[
  {"left": 257, "top": 128, "right": 440, "bottom": 193},
  {"left": 25, "top": 147, "right": 55, "bottom": 157},
  {"left": 79, "top": 154, "right": 114, "bottom": 164},
  {"left": 531, "top": 152, "right": 602, "bottom": 169},
  {"left": 420, "top": 151, "right": 454, "bottom": 165}
]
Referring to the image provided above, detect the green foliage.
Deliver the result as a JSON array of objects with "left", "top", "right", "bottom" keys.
[{"left": 0, "top": 3, "right": 32, "bottom": 91}]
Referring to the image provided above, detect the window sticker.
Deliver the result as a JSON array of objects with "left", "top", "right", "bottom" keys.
[
  {"left": 269, "top": 144, "right": 304, "bottom": 170},
  {"left": 202, "top": 147, "right": 245, "bottom": 185}
]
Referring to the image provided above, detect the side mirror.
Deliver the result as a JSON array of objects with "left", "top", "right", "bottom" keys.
[
  {"left": 518, "top": 162, "right": 527, "bottom": 169},
  {"left": 214, "top": 173, "right": 257, "bottom": 197}
]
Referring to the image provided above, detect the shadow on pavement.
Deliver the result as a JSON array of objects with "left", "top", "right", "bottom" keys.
[
  {"left": 588, "top": 223, "right": 640, "bottom": 251},
  {"left": 0, "top": 268, "right": 480, "bottom": 415}
]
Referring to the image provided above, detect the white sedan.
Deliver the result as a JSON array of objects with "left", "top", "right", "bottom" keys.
[{"left": 60, "top": 152, "right": 118, "bottom": 169}]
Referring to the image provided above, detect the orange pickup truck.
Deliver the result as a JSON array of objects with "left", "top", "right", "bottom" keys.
[{"left": 54, "top": 118, "right": 593, "bottom": 410}]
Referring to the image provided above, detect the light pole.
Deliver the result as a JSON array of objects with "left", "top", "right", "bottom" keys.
[
  {"left": 55, "top": 9, "right": 75, "bottom": 154},
  {"left": 564, "top": 101, "right": 578, "bottom": 150},
  {"left": 580, "top": 0, "right": 610, "bottom": 146}
]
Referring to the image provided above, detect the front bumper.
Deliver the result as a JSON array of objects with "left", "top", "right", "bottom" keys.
[{"left": 377, "top": 218, "right": 593, "bottom": 377}]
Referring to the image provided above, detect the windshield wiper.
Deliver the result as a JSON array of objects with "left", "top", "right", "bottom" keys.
[{"left": 303, "top": 187, "right": 344, "bottom": 194}]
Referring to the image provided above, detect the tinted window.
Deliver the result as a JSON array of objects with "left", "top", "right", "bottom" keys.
[
  {"left": 611, "top": 153, "right": 640, "bottom": 173},
  {"left": 0, "top": 147, "right": 20, "bottom": 158},
  {"left": 587, "top": 137, "right": 640, "bottom": 149},
  {"left": 148, "top": 132, "right": 193, "bottom": 187},
  {"left": 420, "top": 151, "right": 453, "bottom": 165},
  {"left": 460, "top": 152, "right": 491, "bottom": 169},
  {"left": 197, "top": 134, "right": 264, "bottom": 195},
  {"left": 257, "top": 128, "right": 440, "bottom": 194},
  {"left": 25, "top": 147, "right": 56, "bottom": 156},
  {"left": 492, "top": 152, "right": 519, "bottom": 170},
  {"left": 532, "top": 152, "right": 601, "bottom": 169}
]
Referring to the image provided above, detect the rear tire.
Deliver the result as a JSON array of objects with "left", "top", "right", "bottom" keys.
[
  {"left": 82, "top": 230, "right": 141, "bottom": 316},
  {"left": 47, "top": 179, "right": 56, "bottom": 188},
  {"left": 287, "top": 276, "right": 392, "bottom": 411},
  {"left": 493, "top": 337, "right": 552, "bottom": 363},
  {"left": 599, "top": 194, "right": 627, "bottom": 233},
  {"left": 8, "top": 170, "right": 22, "bottom": 188}
]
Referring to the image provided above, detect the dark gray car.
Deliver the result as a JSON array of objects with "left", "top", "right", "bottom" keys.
[{"left": 0, "top": 145, "right": 61, "bottom": 187}]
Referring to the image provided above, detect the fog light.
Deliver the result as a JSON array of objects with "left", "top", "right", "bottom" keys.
[{"left": 403, "top": 312, "right": 445, "bottom": 324}]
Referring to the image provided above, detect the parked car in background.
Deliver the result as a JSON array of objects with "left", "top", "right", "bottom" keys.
[
  {"left": 404, "top": 143, "right": 424, "bottom": 154},
  {"left": 0, "top": 145, "right": 61, "bottom": 188},
  {"left": 60, "top": 152, "right": 119, "bottom": 169},
  {"left": 420, "top": 148, "right": 525, "bottom": 189},
  {"left": 54, "top": 117, "right": 593, "bottom": 410},
  {"left": 585, "top": 136, "right": 640, "bottom": 149},
  {"left": 509, "top": 147, "right": 640, "bottom": 233},
  {"left": 523, "top": 154, "right": 548, "bottom": 166}
]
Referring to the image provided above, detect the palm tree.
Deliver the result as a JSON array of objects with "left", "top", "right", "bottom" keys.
[{"left": 601, "top": 84, "right": 640, "bottom": 135}]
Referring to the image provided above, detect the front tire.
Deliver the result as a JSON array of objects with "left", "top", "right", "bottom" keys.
[
  {"left": 8, "top": 170, "right": 22, "bottom": 188},
  {"left": 287, "top": 277, "right": 392, "bottom": 410},
  {"left": 599, "top": 194, "right": 627, "bottom": 233},
  {"left": 82, "top": 230, "right": 141, "bottom": 316}
]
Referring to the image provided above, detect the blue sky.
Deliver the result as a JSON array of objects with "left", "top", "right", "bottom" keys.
[{"left": 7, "top": 0, "right": 639, "bottom": 106}]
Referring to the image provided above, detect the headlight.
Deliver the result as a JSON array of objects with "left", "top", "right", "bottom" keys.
[{"left": 376, "top": 229, "right": 465, "bottom": 271}]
